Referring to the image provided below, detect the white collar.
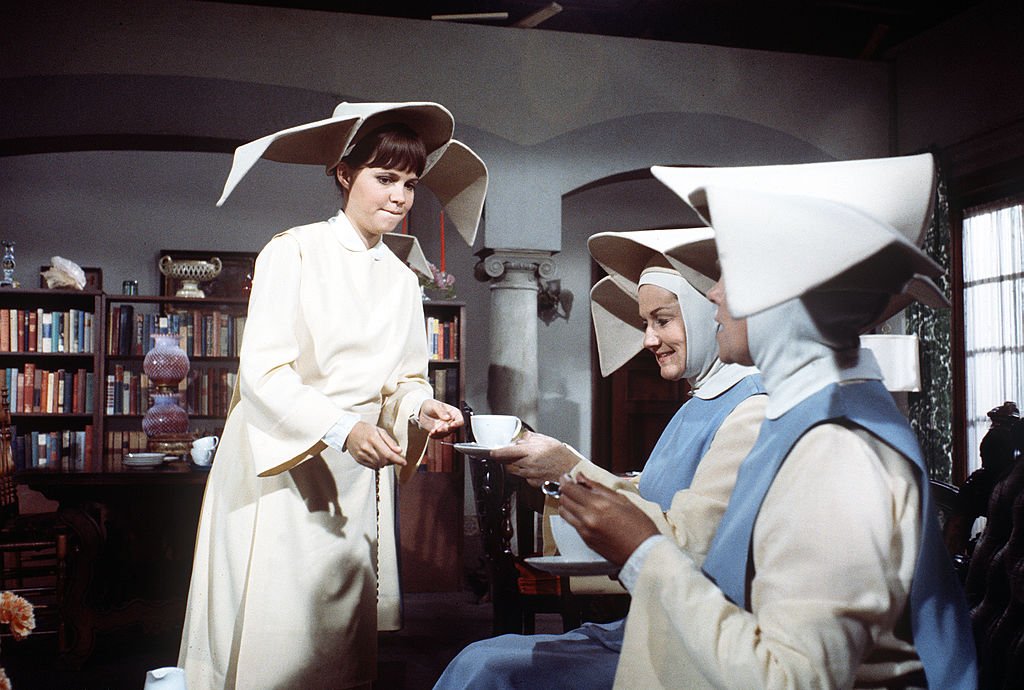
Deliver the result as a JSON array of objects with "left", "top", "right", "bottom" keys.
[
  {"left": 764, "top": 347, "right": 884, "bottom": 419},
  {"left": 328, "top": 211, "right": 392, "bottom": 261},
  {"left": 692, "top": 362, "right": 760, "bottom": 400}
]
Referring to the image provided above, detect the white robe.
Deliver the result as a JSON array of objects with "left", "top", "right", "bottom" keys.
[
  {"left": 615, "top": 424, "right": 923, "bottom": 689},
  {"left": 179, "top": 214, "right": 432, "bottom": 690}
]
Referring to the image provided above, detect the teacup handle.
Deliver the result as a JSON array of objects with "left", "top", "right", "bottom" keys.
[
  {"left": 211, "top": 435, "right": 220, "bottom": 448},
  {"left": 510, "top": 418, "right": 523, "bottom": 442}
]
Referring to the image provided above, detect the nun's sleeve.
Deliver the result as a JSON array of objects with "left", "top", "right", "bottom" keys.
[
  {"left": 237, "top": 234, "right": 348, "bottom": 476},
  {"left": 662, "top": 393, "right": 767, "bottom": 564},
  {"left": 379, "top": 274, "right": 433, "bottom": 482},
  {"left": 614, "top": 424, "right": 920, "bottom": 689}
]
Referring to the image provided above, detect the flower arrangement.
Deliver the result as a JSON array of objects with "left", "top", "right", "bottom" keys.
[
  {"left": 0, "top": 591, "right": 35, "bottom": 689},
  {"left": 419, "top": 262, "right": 456, "bottom": 300}
]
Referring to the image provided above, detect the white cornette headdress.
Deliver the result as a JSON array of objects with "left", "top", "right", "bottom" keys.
[
  {"left": 652, "top": 153, "right": 947, "bottom": 319},
  {"left": 216, "top": 101, "right": 488, "bottom": 246},
  {"left": 587, "top": 229, "right": 721, "bottom": 382}
]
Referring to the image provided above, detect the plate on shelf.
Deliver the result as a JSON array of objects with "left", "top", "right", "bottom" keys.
[
  {"left": 449, "top": 442, "right": 512, "bottom": 459},
  {"left": 524, "top": 555, "right": 620, "bottom": 577},
  {"left": 123, "top": 452, "right": 166, "bottom": 469}
]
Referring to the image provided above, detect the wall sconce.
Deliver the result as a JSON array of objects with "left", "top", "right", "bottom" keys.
[{"left": 538, "top": 279, "right": 573, "bottom": 324}]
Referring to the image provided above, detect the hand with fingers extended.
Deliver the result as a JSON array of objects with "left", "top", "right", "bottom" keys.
[
  {"left": 488, "top": 431, "right": 581, "bottom": 487},
  {"left": 345, "top": 421, "right": 407, "bottom": 470},
  {"left": 558, "top": 474, "right": 660, "bottom": 566},
  {"left": 416, "top": 399, "right": 465, "bottom": 438}
]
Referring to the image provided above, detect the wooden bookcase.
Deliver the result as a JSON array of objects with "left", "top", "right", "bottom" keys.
[
  {"left": 400, "top": 299, "right": 468, "bottom": 592},
  {"left": 0, "top": 288, "right": 104, "bottom": 470},
  {"left": 100, "top": 293, "right": 248, "bottom": 468}
]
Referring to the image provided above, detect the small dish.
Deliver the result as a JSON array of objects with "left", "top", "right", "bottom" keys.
[
  {"left": 123, "top": 452, "right": 166, "bottom": 468},
  {"left": 524, "top": 555, "right": 620, "bottom": 577},
  {"left": 449, "top": 442, "right": 511, "bottom": 459}
]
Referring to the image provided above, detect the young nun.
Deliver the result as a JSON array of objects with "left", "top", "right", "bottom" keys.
[
  {"left": 558, "top": 153, "right": 977, "bottom": 689},
  {"left": 434, "top": 229, "right": 766, "bottom": 690},
  {"left": 179, "top": 102, "right": 487, "bottom": 690}
]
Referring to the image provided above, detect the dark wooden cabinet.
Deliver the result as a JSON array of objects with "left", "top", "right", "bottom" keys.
[{"left": 399, "top": 300, "right": 467, "bottom": 592}]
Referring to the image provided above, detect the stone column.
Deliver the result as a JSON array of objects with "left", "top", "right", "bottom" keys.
[{"left": 475, "top": 249, "right": 557, "bottom": 430}]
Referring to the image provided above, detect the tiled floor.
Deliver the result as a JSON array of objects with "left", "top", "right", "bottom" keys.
[{"left": 1, "top": 591, "right": 562, "bottom": 690}]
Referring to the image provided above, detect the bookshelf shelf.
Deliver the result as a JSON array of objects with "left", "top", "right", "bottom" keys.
[
  {"left": 101, "top": 293, "right": 246, "bottom": 466},
  {"left": 1, "top": 288, "right": 102, "bottom": 471}
]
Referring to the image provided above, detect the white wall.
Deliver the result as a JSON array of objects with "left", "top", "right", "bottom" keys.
[{"left": 1, "top": 0, "right": 895, "bottom": 453}]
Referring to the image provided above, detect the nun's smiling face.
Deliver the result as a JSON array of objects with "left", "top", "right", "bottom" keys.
[
  {"left": 708, "top": 279, "right": 753, "bottom": 366},
  {"left": 639, "top": 284, "right": 687, "bottom": 381}
]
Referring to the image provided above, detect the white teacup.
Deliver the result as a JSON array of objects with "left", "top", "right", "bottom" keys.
[
  {"left": 191, "top": 446, "right": 215, "bottom": 467},
  {"left": 471, "top": 414, "right": 522, "bottom": 448},
  {"left": 193, "top": 435, "right": 219, "bottom": 451},
  {"left": 549, "top": 515, "right": 603, "bottom": 561}
]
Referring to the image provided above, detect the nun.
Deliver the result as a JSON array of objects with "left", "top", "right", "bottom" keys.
[
  {"left": 178, "top": 102, "right": 487, "bottom": 690},
  {"left": 434, "top": 229, "right": 767, "bottom": 689},
  {"left": 558, "top": 153, "right": 977, "bottom": 689}
]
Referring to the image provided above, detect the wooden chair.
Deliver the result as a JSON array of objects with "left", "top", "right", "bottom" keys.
[
  {"left": 463, "top": 403, "right": 629, "bottom": 635},
  {"left": 0, "top": 387, "right": 69, "bottom": 654},
  {"left": 964, "top": 435, "right": 1024, "bottom": 689}
]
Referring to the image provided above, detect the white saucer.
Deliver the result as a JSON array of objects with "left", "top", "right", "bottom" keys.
[
  {"left": 450, "top": 442, "right": 511, "bottom": 458},
  {"left": 123, "top": 452, "right": 165, "bottom": 468},
  {"left": 524, "top": 555, "right": 620, "bottom": 577}
]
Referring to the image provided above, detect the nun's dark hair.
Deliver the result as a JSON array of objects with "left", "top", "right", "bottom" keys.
[{"left": 334, "top": 124, "right": 427, "bottom": 195}]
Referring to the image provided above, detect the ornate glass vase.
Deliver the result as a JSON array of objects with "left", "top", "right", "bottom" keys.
[
  {"left": 142, "top": 392, "right": 189, "bottom": 436},
  {"left": 142, "top": 333, "right": 191, "bottom": 455},
  {"left": 143, "top": 333, "right": 190, "bottom": 387}
]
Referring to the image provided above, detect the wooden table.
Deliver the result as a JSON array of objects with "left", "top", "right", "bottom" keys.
[{"left": 19, "top": 463, "right": 208, "bottom": 667}]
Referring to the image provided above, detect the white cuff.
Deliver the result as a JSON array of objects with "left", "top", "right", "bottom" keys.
[
  {"left": 323, "top": 412, "right": 362, "bottom": 452},
  {"left": 619, "top": 534, "right": 668, "bottom": 593}
]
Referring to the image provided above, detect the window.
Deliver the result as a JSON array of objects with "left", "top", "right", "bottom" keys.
[{"left": 961, "top": 197, "right": 1024, "bottom": 473}]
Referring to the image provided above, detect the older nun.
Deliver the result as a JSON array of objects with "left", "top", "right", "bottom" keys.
[{"left": 434, "top": 228, "right": 766, "bottom": 689}]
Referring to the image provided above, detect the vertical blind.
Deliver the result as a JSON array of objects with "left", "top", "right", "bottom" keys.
[{"left": 962, "top": 197, "right": 1024, "bottom": 472}]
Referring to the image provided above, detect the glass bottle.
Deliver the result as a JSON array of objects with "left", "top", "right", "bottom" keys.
[{"left": 0, "top": 241, "right": 15, "bottom": 288}]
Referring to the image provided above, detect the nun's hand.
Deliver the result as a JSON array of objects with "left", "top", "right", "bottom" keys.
[
  {"left": 417, "top": 399, "right": 464, "bottom": 438},
  {"left": 346, "top": 421, "right": 406, "bottom": 469},
  {"left": 558, "top": 475, "right": 660, "bottom": 566},
  {"left": 489, "top": 432, "right": 580, "bottom": 487}
]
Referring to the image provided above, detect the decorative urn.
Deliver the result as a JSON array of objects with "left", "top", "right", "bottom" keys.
[{"left": 159, "top": 255, "right": 222, "bottom": 298}]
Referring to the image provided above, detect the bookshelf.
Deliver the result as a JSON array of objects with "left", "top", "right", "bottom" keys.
[
  {"left": 401, "top": 299, "right": 467, "bottom": 592},
  {"left": 101, "top": 293, "right": 248, "bottom": 468},
  {"left": 422, "top": 300, "right": 466, "bottom": 473},
  {"left": 0, "top": 288, "right": 103, "bottom": 471}
]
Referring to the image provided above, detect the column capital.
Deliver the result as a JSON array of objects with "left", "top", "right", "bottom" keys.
[{"left": 473, "top": 248, "right": 558, "bottom": 285}]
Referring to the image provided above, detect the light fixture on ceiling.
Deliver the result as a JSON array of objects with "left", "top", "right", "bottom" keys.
[
  {"left": 513, "top": 2, "right": 563, "bottom": 28},
  {"left": 431, "top": 3, "right": 562, "bottom": 29},
  {"left": 430, "top": 12, "right": 509, "bottom": 22}
]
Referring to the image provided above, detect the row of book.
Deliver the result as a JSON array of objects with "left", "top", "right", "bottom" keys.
[
  {"left": 4, "top": 365, "right": 95, "bottom": 415},
  {"left": 426, "top": 316, "right": 460, "bottom": 360},
  {"left": 183, "top": 368, "right": 236, "bottom": 418},
  {"left": 9, "top": 426, "right": 93, "bottom": 471},
  {"left": 107, "top": 306, "right": 247, "bottom": 358},
  {"left": 422, "top": 436, "right": 458, "bottom": 472},
  {"left": 0, "top": 308, "right": 95, "bottom": 354},
  {"left": 429, "top": 367, "right": 460, "bottom": 407},
  {"left": 105, "top": 366, "right": 236, "bottom": 417}
]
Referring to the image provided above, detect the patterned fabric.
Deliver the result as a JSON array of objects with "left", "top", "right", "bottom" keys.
[{"left": 907, "top": 151, "right": 954, "bottom": 482}]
